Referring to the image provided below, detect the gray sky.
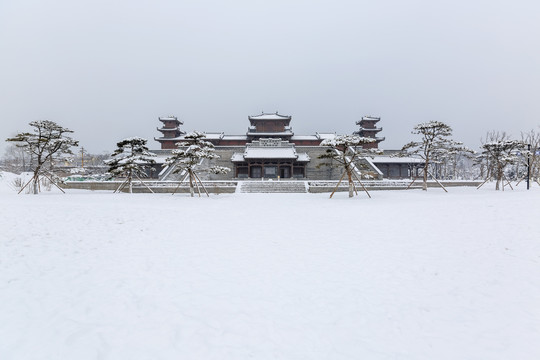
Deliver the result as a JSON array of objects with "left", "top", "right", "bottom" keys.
[{"left": 1, "top": 0, "right": 539, "bottom": 154}]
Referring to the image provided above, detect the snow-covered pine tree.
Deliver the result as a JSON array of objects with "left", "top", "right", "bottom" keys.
[
  {"left": 400, "top": 121, "right": 454, "bottom": 191},
  {"left": 165, "top": 131, "right": 230, "bottom": 197},
  {"left": 105, "top": 137, "right": 156, "bottom": 193},
  {"left": 6, "top": 120, "right": 79, "bottom": 194},
  {"left": 480, "top": 137, "right": 523, "bottom": 190},
  {"left": 318, "top": 134, "right": 377, "bottom": 198}
]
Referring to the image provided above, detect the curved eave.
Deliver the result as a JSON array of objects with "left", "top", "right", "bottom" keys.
[
  {"left": 248, "top": 114, "right": 292, "bottom": 121},
  {"left": 246, "top": 132, "right": 294, "bottom": 137},
  {"left": 159, "top": 118, "right": 184, "bottom": 125},
  {"left": 154, "top": 136, "right": 186, "bottom": 142},
  {"left": 356, "top": 119, "right": 381, "bottom": 125},
  {"left": 357, "top": 127, "right": 383, "bottom": 133}
]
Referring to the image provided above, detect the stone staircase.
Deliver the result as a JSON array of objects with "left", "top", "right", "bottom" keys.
[{"left": 239, "top": 181, "right": 308, "bottom": 193}]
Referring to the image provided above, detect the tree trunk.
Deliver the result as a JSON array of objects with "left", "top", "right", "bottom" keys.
[
  {"left": 347, "top": 170, "right": 353, "bottom": 198},
  {"left": 32, "top": 169, "right": 40, "bottom": 194},
  {"left": 189, "top": 170, "right": 195, "bottom": 197},
  {"left": 422, "top": 163, "right": 428, "bottom": 191},
  {"left": 495, "top": 166, "right": 502, "bottom": 190},
  {"left": 32, "top": 178, "right": 39, "bottom": 194}
]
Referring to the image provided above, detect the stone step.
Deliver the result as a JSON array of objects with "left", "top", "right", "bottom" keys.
[{"left": 239, "top": 181, "right": 307, "bottom": 193}]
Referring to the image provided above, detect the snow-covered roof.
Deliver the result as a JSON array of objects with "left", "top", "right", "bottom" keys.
[
  {"left": 231, "top": 147, "right": 310, "bottom": 162},
  {"left": 360, "top": 116, "right": 380, "bottom": 122},
  {"left": 155, "top": 136, "right": 185, "bottom": 141},
  {"left": 316, "top": 132, "right": 337, "bottom": 140},
  {"left": 248, "top": 112, "right": 291, "bottom": 121},
  {"left": 152, "top": 155, "right": 170, "bottom": 164},
  {"left": 244, "top": 147, "right": 298, "bottom": 159},
  {"left": 203, "top": 132, "right": 224, "bottom": 140},
  {"left": 356, "top": 127, "right": 382, "bottom": 132},
  {"left": 222, "top": 135, "right": 248, "bottom": 140},
  {"left": 291, "top": 135, "right": 319, "bottom": 141},
  {"left": 158, "top": 116, "right": 183, "bottom": 124},
  {"left": 247, "top": 131, "right": 293, "bottom": 136},
  {"left": 231, "top": 153, "right": 245, "bottom": 162},
  {"left": 370, "top": 156, "right": 424, "bottom": 164}
]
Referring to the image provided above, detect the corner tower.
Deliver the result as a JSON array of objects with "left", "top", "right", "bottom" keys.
[
  {"left": 155, "top": 116, "right": 185, "bottom": 149},
  {"left": 354, "top": 115, "right": 385, "bottom": 149}
]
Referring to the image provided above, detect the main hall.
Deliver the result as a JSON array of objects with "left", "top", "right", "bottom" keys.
[{"left": 153, "top": 112, "right": 419, "bottom": 180}]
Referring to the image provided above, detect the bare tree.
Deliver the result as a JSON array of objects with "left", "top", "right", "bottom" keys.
[
  {"left": 6, "top": 120, "right": 78, "bottom": 194},
  {"left": 318, "top": 134, "right": 377, "bottom": 198},
  {"left": 520, "top": 129, "right": 540, "bottom": 184},
  {"left": 433, "top": 139, "right": 475, "bottom": 180},
  {"left": 165, "top": 131, "right": 230, "bottom": 197},
  {"left": 105, "top": 137, "right": 156, "bottom": 193},
  {"left": 2, "top": 144, "right": 33, "bottom": 173}
]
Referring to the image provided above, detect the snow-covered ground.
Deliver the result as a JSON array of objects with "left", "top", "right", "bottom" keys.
[{"left": 1, "top": 172, "right": 539, "bottom": 359}]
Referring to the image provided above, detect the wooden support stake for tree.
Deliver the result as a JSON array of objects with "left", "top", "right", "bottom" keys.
[
  {"left": 171, "top": 172, "right": 188, "bottom": 195},
  {"left": 193, "top": 172, "right": 210, "bottom": 197},
  {"left": 135, "top": 174, "right": 155, "bottom": 193},
  {"left": 427, "top": 170, "right": 448, "bottom": 192},
  {"left": 476, "top": 177, "right": 491, "bottom": 190},
  {"left": 330, "top": 171, "right": 346, "bottom": 199},
  {"left": 502, "top": 173, "right": 514, "bottom": 190},
  {"left": 18, "top": 176, "right": 35, "bottom": 194},
  {"left": 192, "top": 172, "right": 202, "bottom": 197},
  {"left": 351, "top": 169, "right": 372, "bottom": 198},
  {"left": 114, "top": 178, "right": 129, "bottom": 193},
  {"left": 41, "top": 172, "right": 65, "bottom": 193},
  {"left": 406, "top": 177, "right": 418, "bottom": 190}
]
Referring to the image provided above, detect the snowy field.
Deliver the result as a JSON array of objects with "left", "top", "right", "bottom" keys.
[{"left": 1, "top": 173, "right": 539, "bottom": 360}]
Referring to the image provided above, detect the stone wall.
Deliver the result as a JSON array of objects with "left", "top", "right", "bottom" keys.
[
  {"left": 61, "top": 180, "right": 237, "bottom": 193},
  {"left": 157, "top": 146, "right": 383, "bottom": 181}
]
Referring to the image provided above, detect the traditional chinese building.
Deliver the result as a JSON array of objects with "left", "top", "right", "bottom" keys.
[
  {"left": 156, "top": 116, "right": 185, "bottom": 149},
  {"left": 155, "top": 112, "right": 332, "bottom": 149},
  {"left": 152, "top": 112, "right": 420, "bottom": 180},
  {"left": 354, "top": 116, "right": 385, "bottom": 149},
  {"left": 231, "top": 138, "right": 310, "bottom": 179}
]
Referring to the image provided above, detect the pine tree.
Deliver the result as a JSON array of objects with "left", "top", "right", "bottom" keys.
[
  {"left": 165, "top": 131, "right": 230, "bottom": 197},
  {"left": 318, "top": 134, "right": 377, "bottom": 198},
  {"left": 480, "top": 138, "right": 522, "bottom": 190},
  {"left": 105, "top": 137, "right": 156, "bottom": 193},
  {"left": 401, "top": 121, "right": 454, "bottom": 191},
  {"left": 6, "top": 120, "right": 79, "bottom": 194}
]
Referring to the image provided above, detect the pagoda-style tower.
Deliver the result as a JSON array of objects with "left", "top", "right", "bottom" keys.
[
  {"left": 155, "top": 116, "right": 185, "bottom": 149},
  {"left": 354, "top": 115, "right": 385, "bottom": 149},
  {"left": 246, "top": 112, "right": 293, "bottom": 140}
]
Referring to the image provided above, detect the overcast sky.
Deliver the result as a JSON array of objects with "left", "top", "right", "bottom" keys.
[{"left": 1, "top": 0, "right": 539, "bottom": 154}]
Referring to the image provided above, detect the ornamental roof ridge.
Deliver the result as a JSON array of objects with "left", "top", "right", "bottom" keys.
[
  {"left": 248, "top": 111, "right": 291, "bottom": 120},
  {"left": 159, "top": 116, "right": 184, "bottom": 124},
  {"left": 359, "top": 115, "right": 381, "bottom": 122}
]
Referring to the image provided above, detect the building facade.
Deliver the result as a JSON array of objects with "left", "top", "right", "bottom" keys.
[{"left": 154, "top": 112, "right": 420, "bottom": 180}]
